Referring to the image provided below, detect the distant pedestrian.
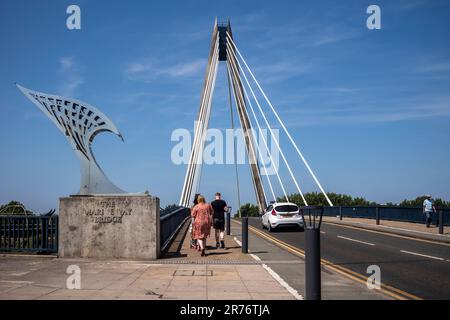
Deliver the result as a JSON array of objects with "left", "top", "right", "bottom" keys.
[
  {"left": 191, "top": 195, "right": 213, "bottom": 256},
  {"left": 423, "top": 195, "right": 436, "bottom": 228},
  {"left": 211, "top": 192, "right": 228, "bottom": 249}
]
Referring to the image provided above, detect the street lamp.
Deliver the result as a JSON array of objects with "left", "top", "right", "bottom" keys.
[{"left": 300, "top": 206, "right": 324, "bottom": 300}]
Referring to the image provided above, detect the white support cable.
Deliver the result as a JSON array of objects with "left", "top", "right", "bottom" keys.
[
  {"left": 190, "top": 55, "right": 219, "bottom": 203},
  {"left": 190, "top": 52, "right": 219, "bottom": 202},
  {"left": 225, "top": 54, "right": 268, "bottom": 206},
  {"left": 185, "top": 36, "right": 220, "bottom": 204},
  {"left": 227, "top": 33, "right": 333, "bottom": 207},
  {"left": 226, "top": 60, "right": 276, "bottom": 202},
  {"left": 180, "top": 36, "right": 220, "bottom": 206},
  {"left": 227, "top": 55, "right": 287, "bottom": 203},
  {"left": 227, "top": 58, "right": 282, "bottom": 203},
  {"left": 227, "top": 42, "right": 308, "bottom": 206},
  {"left": 188, "top": 54, "right": 219, "bottom": 204},
  {"left": 226, "top": 65, "right": 243, "bottom": 215},
  {"left": 226, "top": 60, "right": 268, "bottom": 206},
  {"left": 192, "top": 57, "right": 219, "bottom": 198}
]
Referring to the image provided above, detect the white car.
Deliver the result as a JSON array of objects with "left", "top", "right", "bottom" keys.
[{"left": 261, "top": 202, "right": 304, "bottom": 232}]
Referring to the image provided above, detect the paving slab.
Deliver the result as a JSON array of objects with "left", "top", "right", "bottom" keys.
[
  {"left": 0, "top": 234, "right": 295, "bottom": 300},
  {"left": 0, "top": 217, "right": 395, "bottom": 300}
]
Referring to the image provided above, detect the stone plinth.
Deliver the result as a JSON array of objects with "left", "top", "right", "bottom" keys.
[{"left": 58, "top": 194, "right": 160, "bottom": 259}]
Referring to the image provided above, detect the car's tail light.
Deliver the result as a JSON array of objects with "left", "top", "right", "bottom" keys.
[{"left": 271, "top": 209, "right": 277, "bottom": 216}]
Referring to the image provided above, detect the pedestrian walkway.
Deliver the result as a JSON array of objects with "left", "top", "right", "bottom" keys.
[
  {"left": 0, "top": 220, "right": 297, "bottom": 300},
  {"left": 161, "top": 219, "right": 254, "bottom": 263},
  {"left": 322, "top": 216, "right": 450, "bottom": 243},
  {"left": 0, "top": 217, "right": 397, "bottom": 300}
]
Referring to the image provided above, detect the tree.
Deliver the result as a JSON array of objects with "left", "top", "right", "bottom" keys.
[
  {"left": 239, "top": 203, "right": 260, "bottom": 217},
  {"left": 398, "top": 196, "right": 450, "bottom": 208},
  {"left": 0, "top": 201, "right": 33, "bottom": 215},
  {"left": 160, "top": 204, "right": 181, "bottom": 216},
  {"left": 274, "top": 192, "right": 450, "bottom": 208},
  {"left": 276, "top": 192, "right": 376, "bottom": 207}
]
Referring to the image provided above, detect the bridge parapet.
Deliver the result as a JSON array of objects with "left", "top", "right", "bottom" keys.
[{"left": 160, "top": 207, "right": 191, "bottom": 253}]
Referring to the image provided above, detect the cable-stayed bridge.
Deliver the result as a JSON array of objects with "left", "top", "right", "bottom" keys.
[{"left": 179, "top": 19, "right": 333, "bottom": 212}]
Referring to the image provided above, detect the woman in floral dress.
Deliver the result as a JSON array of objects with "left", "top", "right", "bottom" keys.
[{"left": 191, "top": 195, "right": 213, "bottom": 256}]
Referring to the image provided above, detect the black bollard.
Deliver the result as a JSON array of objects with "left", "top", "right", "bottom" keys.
[
  {"left": 376, "top": 207, "right": 380, "bottom": 225},
  {"left": 439, "top": 211, "right": 444, "bottom": 235},
  {"left": 339, "top": 207, "right": 343, "bottom": 220},
  {"left": 305, "top": 227, "right": 321, "bottom": 300},
  {"left": 242, "top": 216, "right": 248, "bottom": 253},
  {"left": 226, "top": 212, "right": 231, "bottom": 236},
  {"left": 41, "top": 217, "right": 49, "bottom": 252}
]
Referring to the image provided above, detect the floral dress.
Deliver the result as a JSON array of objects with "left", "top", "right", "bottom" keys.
[{"left": 191, "top": 203, "right": 213, "bottom": 239}]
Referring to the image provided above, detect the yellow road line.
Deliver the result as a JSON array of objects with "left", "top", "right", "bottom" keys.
[
  {"left": 323, "top": 221, "right": 450, "bottom": 247},
  {"left": 247, "top": 225, "right": 423, "bottom": 300}
]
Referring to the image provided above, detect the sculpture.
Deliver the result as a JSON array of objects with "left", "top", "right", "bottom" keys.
[{"left": 16, "top": 84, "right": 125, "bottom": 195}]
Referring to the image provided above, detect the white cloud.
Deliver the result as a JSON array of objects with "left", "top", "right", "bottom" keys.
[
  {"left": 59, "top": 75, "right": 84, "bottom": 97},
  {"left": 125, "top": 59, "right": 205, "bottom": 82},
  {"left": 59, "top": 56, "right": 75, "bottom": 71},
  {"left": 417, "top": 62, "right": 450, "bottom": 73},
  {"left": 164, "top": 60, "right": 205, "bottom": 77},
  {"left": 283, "top": 96, "right": 450, "bottom": 127},
  {"left": 58, "top": 56, "right": 83, "bottom": 97}
]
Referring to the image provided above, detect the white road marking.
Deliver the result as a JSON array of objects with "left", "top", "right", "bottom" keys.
[
  {"left": 337, "top": 235, "right": 375, "bottom": 246},
  {"left": 233, "top": 237, "right": 303, "bottom": 300},
  {"left": 0, "top": 280, "right": 33, "bottom": 284},
  {"left": 11, "top": 272, "right": 30, "bottom": 276},
  {"left": 260, "top": 263, "right": 304, "bottom": 300},
  {"left": 400, "top": 250, "right": 445, "bottom": 261}
]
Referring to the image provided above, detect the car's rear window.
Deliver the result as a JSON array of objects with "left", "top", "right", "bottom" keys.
[{"left": 275, "top": 205, "right": 298, "bottom": 213}]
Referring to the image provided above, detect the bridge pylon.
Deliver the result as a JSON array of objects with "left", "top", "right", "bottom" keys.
[{"left": 179, "top": 19, "right": 267, "bottom": 213}]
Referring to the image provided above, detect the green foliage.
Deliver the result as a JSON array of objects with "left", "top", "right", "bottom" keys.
[
  {"left": 239, "top": 203, "right": 260, "bottom": 217},
  {"left": 398, "top": 196, "right": 450, "bottom": 208},
  {"left": 276, "top": 192, "right": 377, "bottom": 207},
  {"left": 163, "top": 204, "right": 180, "bottom": 212},
  {"left": 160, "top": 204, "right": 181, "bottom": 216},
  {"left": 274, "top": 193, "right": 450, "bottom": 208},
  {"left": 0, "top": 201, "right": 33, "bottom": 215}
]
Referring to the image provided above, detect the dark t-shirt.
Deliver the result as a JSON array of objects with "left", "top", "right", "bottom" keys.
[{"left": 211, "top": 199, "right": 227, "bottom": 221}]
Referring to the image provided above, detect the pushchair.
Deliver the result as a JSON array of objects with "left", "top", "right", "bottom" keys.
[{"left": 189, "top": 217, "right": 198, "bottom": 250}]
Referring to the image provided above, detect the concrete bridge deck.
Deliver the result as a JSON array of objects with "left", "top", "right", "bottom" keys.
[{"left": 0, "top": 218, "right": 393, "bottom": 300}]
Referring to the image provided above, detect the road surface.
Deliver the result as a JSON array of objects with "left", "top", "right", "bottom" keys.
[{"left": 247, "top": 217, "right": 450, "bottom": 300}]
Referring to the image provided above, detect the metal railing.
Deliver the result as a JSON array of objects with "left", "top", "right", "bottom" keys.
[
  {"left": 160, "top": 207, "right": 191, "bottom": 252},
  {"left": 0, "top": 215, "right": 58, "bottom": 253},
  {"left": 323, "top": 206, "right": 449, "bottom": 227}
]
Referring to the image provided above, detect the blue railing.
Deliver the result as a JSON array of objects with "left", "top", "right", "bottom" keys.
[
  {"left": 160, "top": 207, "right": 191, "bottom": 252},
  {"left": 322, "top": 206, "right": 450, "bottom": 226},
  {"left": 0, "top": 215, "right": 58, "bottom": 253}
]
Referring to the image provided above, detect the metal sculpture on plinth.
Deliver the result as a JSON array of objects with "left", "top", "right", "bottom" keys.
[{"left": 16, "top": 84, "right": 125, "bottom": 195}]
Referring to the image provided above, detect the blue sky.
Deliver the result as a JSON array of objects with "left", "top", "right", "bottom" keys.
[{"left": 1, "top": 0, "right": 449, "bottom": 213}]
